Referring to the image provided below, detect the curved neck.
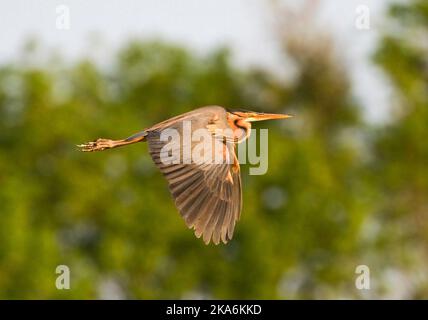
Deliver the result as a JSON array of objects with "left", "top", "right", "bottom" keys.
[{"left": 227, "top": 113, "right": 251, "bottom": 143}]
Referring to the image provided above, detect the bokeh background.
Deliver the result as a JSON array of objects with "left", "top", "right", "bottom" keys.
[{"left": 0, "top": 0, "right": 427, "bottom": 299}]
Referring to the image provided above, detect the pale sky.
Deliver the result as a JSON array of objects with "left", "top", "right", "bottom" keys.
[{"left": 0, "top": 0, "right": 392, "bottom": 122}]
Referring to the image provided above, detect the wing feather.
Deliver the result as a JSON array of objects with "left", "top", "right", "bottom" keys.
[{"left": 145, "top": 108, "right": 242, "bottom": 244}]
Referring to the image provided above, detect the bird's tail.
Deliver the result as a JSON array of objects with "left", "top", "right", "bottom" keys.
[{"left": 124, "top": 130, "right": 148, "bottom": 142}]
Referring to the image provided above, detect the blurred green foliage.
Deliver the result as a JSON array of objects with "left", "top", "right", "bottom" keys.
[
  {"left": 370, "top": 0, "right": 428, "bottom": 298},
  {"left": 0, "top": 0, "right": 427, "bottom": 299}
]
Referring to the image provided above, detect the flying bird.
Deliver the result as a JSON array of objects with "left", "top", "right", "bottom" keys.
[{"left": 78, "top": 106, "right": 292, "bottom": 245}]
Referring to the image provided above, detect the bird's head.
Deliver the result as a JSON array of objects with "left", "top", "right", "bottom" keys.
[
  {"left": 229, "top": 110, "right": 293, "bottom": 123},
  {"left": 225, "top": 109, "right": 292, "bottom": 142}
]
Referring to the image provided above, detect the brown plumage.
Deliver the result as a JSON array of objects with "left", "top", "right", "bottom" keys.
[{"left": 78, "top": 106, "right": 292, "bottom": 244}]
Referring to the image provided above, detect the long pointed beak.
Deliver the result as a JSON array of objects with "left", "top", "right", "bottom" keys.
[{"left": 247, "top": 113, "right": 293, "bottom": 122}]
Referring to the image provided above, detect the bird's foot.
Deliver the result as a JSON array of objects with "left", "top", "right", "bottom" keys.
[{"left": 77, "top": 138, "right": 114, "bottom": 152}]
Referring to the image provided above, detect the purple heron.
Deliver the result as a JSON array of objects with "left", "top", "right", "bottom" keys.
[{"left": 78, "top": 106, "right": 292, "bottom": 245}]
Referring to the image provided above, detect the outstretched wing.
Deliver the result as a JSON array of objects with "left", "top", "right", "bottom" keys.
[{"left": 146, "top": 107, "right": 242, "bottom": 244}]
